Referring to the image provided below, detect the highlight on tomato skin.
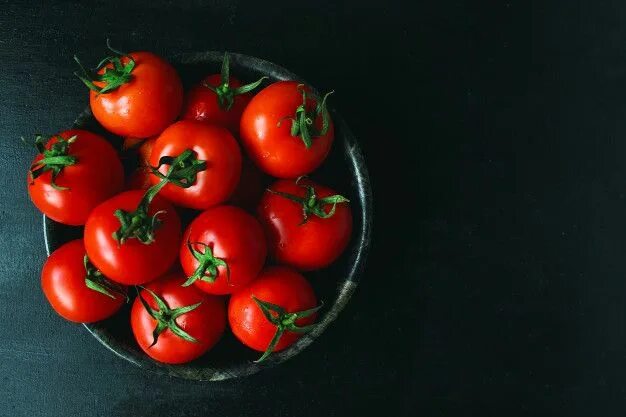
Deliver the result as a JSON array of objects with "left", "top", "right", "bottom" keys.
[
  {"left": 27, "top": 129, "right": 124, "bottom": 226},
  {"left": 41, "top": 239, "right": 126, "bottom": 323},
  {"left": 257, "top": 178, "right": 353, "bottom": 271},
  {"left": 130, "top": 273, "right": 226, "bottom": 364}
]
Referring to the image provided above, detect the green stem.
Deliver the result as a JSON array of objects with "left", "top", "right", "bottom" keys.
[
  {"left": 202, "top": 52, "right": 268, "bottom": 111},
  {"left": 73, "top": 40, "right": 135, "bottom": 95},
  {"left": 26, "top": 134, "right": 78, "bottom": 190}
]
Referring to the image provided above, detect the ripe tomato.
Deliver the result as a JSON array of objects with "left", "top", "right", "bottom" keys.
[
  {"left": 181, "top": 53, "right": 266, "bottom": 133},
  {"left": 180, "top": 205, "right": 267, "bottom": 295},
  {"left": 239, "top": 81, "right": 334, "bottom": 178},
  {"left": 228, "top": 266, "right": 320, "bottom": 362},
  {"left": 84, "top": 190, "right": 181, "bottom": 285},
  {"left": 149, "top": 120, "right": 241, "bottom": 209},
  {"left": 27, "top": 129, "right": 123, "bottom": 226},
  {"left": 258, "top": 178, "right": 352, "bottom": 270},
  {"left": 131, "top": 273, "right": 226, "bottom": 364},
  {"left": 41, "top": 239, "right": 126, "bottom": 323},
  {"left": 75, "top": 48, "right": 182, "bottom": 138}
]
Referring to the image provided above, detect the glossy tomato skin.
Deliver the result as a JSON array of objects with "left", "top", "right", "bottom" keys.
[
  {"left": 84, "top": 190, "right": 181, "bottom": 285},
  {"left": 41, "top": 239, "right": 125, "bottom": 323},
  {"left": 258, "top": 179, "right": 352, "bottom": 271},
  {"left": 180, "top": 205, "right": 267, "bottom": 295},
  {"left": 181, "top": 75, "right": 251, "bottom": 134},
  {"left": 228, "top": 266, "right": 317, "bottom": 353},
  {"left": 90, "top": 52, "right": 183, "bottom": 138},
  {"left": 149, "top": 120, "right": 242, "bottom": 209},
  {"left": 131, "top": 274, "right": 226, "bottom": 364},
  {"left": 239, "top": 81, "right": 334, "bottom": 178},
  {"left": 27, "top": 129, "right": 123, "bottom": 226}
]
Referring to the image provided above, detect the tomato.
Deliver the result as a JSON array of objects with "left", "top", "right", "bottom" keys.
[
  {"left": 41, "top": 239, "right": 126, "bottom": 323},
  {"left": 181, "top": 53, "right": 267, "bottom": 133},
  {"left": 258, "top": 178, "right": 352, "bottom": 270},
  {"left": 131, "top": 273, "right": 226, "bottom": 364},
  {"left": 228, "top": 266, "right": 320, "bottom": 362},
  {"left": 239, "top": 81, "right": 334, "bottom": 178},
  {"left": 180, "top": 205, "right": 267, "bottom": 295},
  {"left": 84, "top": 190, "right": 181, "bottom": 285},
  {"left": 149, "top": 120, "right": 242, "bottom": 209},
  {"left": 27, "top": 129, "right": 123, "bottom": 226},
  {"left": 75, "top": 49, "right": 182, "bottom": 138}
]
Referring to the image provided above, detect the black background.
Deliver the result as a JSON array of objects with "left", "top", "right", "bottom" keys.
[{"left": 2, "top": 0, "right": 626, "bottom": 416}]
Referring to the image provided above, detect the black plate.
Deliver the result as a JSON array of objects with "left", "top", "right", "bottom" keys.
[{"left": 43, "top": 51, "right": 372, "bottom": 381}]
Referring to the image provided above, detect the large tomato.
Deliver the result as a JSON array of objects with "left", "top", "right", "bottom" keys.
[
  {"left": 258, "top": 178, "right": 352, "bottom": 270},
  {"left": 41, "top": 239, "right": 126, "bottom": 323},
  {"left": 180, "top": 205, "right": 267, "bottom": 295},
  {"left": 228, "top": 266, "right": 320, "bottom": 362},
  {"left": 84, "top": 190, "right": 181, "bottom": 285},
  {"left": 27, "top": 129, "right": 123, "bottom": 226},
  {"left": 131, "top": 274, "right": 226, "bottom": 364},
  {"left": 75, "top": 48, "right": 182, "bottom": 138},
  {"left": 239, "top": 81, "right": 334, "bottom": 178},
  {"left": 149, "top": 120, "right": 242, "bottom": 209}
]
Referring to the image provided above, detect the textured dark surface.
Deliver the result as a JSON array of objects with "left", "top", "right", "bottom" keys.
[
  {"left": 43, "top": 51, "right": 373, "bottom": 381},
  {"left": 6, "top": 0, "right": 626, "bottom": 416}
]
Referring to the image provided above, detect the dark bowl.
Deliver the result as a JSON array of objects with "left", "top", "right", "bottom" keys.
[{"left": 43, "top": 51, "right": 372, "bottom": 381}]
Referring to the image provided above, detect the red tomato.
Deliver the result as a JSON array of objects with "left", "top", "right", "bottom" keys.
[
  {"left": 181, "top": 53, "right": 266, "bottom": 133},
  {"left": 84, "top": 190, "right": 181, "bottom": 285},
  {"left": 258, "top": 178, "right": 352, "bottom": 270},
  {"left": 182, "top": 75, "right": 250, "bottom": 133},
  {"left": 27, "top": 129, "right": 123, "bottom": 226},
  {"left": 41, "top": 239, "right": 125, "bottom": 323},
  {"left": 131, "top": 273, "right": 226, "bottom": 364},
  {"left": 228, "top": 266, "right": 320, "bottom": 361},
  {"left": 149, "top": 120, "right": 242, "bottom": 209},
  {"left": 77, "top": 51, "right": 182, "bottom": 138},
  {"left": 239, "top": 81, "right": 334, "bottom": 178},
  {"left": 180, "top": 205, "right": 267, "bottom": 295}
]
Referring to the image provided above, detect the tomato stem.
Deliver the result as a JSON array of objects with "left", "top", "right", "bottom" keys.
[
  {"left": 276, "top": 85, "right": 333, "bottom": 148},
  {"left": 182, "top": 239, "right": 230, "bottom": 287},
  {"left": 83, "top": 255, "right": 127, "bottom": 301},
  {"left": 73, "top": 39, "right": 135, "bottom": 95},
  {"left": 252, "top": 296, "right": 323, "bottom": 362},
  {"left": 138, "top": 287, "right": 202, "bottom": 346},
  {"left": 267, "top": 177, "right": 349, "bottom": 225},
  {"left": 25, "top": 134, "right": 78, "bottom": 190},
  {"left": 201, "top": 52, "right": 268, "bottom": 111}
]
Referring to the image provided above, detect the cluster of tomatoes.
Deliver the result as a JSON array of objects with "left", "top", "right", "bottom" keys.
[{"left": 27, "top": 43, "right": 352, "bottom": 365}]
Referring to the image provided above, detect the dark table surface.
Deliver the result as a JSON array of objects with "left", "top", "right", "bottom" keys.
[{"left": 3, "top": 0, "right": 626, "bottom": 416}]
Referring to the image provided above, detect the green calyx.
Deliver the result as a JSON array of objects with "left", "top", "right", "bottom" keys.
[
  {"left": 138, "top": 287, "right": 202, "bottom": 347},
  {"left": 74, "top": 39, "right": 135, "bottom": 95},
  {"left": 182, "top": 240, "right": 230, "bottom": 287},
  {"left": 267, "top": 177, "right": 349, "bottom": 225},
  {"left": 278, "top": 84, "right": 333, "bottom": 148},
  {"left": 113, "top": 149, "right": 206, "bottom": 245},
  {"left": 25, "top": 134, "right": 77, "bottom": 190},
  {"left": 202, "top": 52, "right": 268, "bottom": 111},
  {"left": 83, "top": 255, "right": 127, "bottom": 301},
  {"left": 252, "top": 296, "right": 323, "bottom": 363}
]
